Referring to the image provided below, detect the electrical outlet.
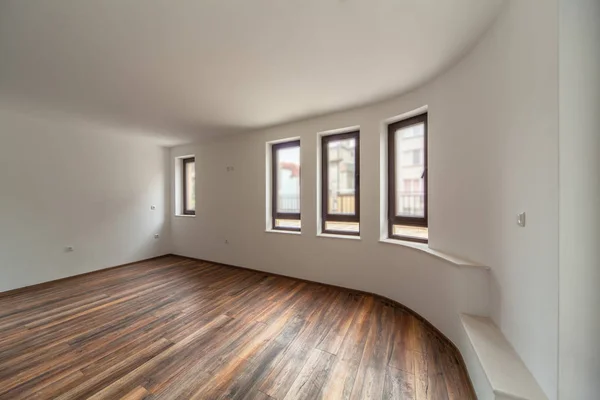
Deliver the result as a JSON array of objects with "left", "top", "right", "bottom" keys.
[{"left": 154, "top": 234, "right": 160, "bottom": 239}]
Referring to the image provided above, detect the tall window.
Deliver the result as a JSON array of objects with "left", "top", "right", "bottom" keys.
[
  {"left": 182, "top": 157, "right": 196, "bottom": 215},
  {"left": 272, "top": 140, "right": 301, "bottom": 231},
  {"left": 321, "top": 131, "right": 360, "bottom": 235},
  {"left": 388, "top": 113, "right": 428, "bottom": 242}
]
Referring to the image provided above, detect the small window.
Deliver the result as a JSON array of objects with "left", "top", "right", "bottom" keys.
[
  {"left": 321, "top": 131, "right": 360, "bottom": 235},
  {"left": 182, "top": 157, "right": 196, "bottom": 215},
  {"left": 388, "top": 113, "right": 428, "bottom": 242},
  {"left": 272, "top": 140, "right": 301, "bottom": 231}
]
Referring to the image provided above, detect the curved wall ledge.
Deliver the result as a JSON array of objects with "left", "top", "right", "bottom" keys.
[
  {"left": 378, "top": 239, "right": 488, "bottom": 270},
  {"left": 461, "top": 314, "right": 547, "bottom": 400}
]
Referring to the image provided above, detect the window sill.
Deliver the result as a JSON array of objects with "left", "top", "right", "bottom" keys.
[
  {"left": 174, "top": 214, "right": 196, "bottom": 218},
  {"left": 317, "top": 233, "right": 361, "bottom": 241},
  {"left": 265, "top": 229, "right": 301, "bottom": 236},
  {"left": 379, "top": 238, "right": 488, "bottom": 270}
]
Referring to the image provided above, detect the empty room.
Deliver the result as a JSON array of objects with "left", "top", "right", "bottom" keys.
[{"left": 0, "top": 1, "right": 598, "bottom": 399}]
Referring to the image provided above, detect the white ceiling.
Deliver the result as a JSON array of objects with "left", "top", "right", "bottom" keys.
[{"left": 0, "top": 0, "right": 504, "bottom": 145}]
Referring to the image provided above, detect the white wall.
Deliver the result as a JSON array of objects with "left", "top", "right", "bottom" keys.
[
  {"left": 0, "top": 107, "right": 171, "bottom": 292},
  {"left": 439, "top": 2, "right": 559, "bottom": 397},
  {"left": 558, "top": 0, "right": 600, "bottom": 398},
  {"left": 170, "top": 1, "right": 560, "bottom": 398}
]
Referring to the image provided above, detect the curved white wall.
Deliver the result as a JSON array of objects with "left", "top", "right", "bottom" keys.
[{"left": 170, "top": 1, "right": 559, "bottom": 398}]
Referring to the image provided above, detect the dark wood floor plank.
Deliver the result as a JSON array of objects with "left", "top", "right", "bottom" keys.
[
  {"left": 0, "top": 296, "right": 177, "bottom": 383},
  {"left": 320, "top": 295, "right": 376, "bottom": 399},
  {"left": 83, "top": 314, "right": 233, "bottom": 399},
  {"left": 282, "top": 348, "right": 335, "bottom": 400},
  {"left": 0, "top": 256, "right": 474, "bottom": 399},
  {"left": 149, "top": 321, "right": 269, "bottom": 399},
  {"left": 383, "top": 366, "right": 415, "bottom": 400},
  {"left": 258, "top": 288, "right": 341, "bottom": 399},
  {"left": 29, "top": 370, "right": 84, "bottom": 400},
  {"left": 149, "top": 319, "right": 267, "bottom": 396},
  {"left": 389, "top": 309, "right": 418, "bottom": 374},
  {"left": 439, "top": 338, "right": 476, "bottom": 400},
  {"left": 415, "top": 339, "right": 450, "bottom": 400},
  {"left": 216, "top": 315, "right": 306, "bottom": 400},
  {"left": 120, "top": 386, "right": 150, "bottom": 400},
  {"left": 53, "top": 338, "right": 173, "bottom": 400},
  {"left": 350, "top": 301, "right": 396, "bottom": 400},
  {"left": 316, "top": 292, "right": 363, "bottom": 355}
]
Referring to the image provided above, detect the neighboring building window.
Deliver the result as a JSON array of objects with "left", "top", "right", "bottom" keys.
[
  {"left": 413, "top": 149, "right": 423, "bottom": 165},
  {"left": 388, "top": 113, "right": 428, "bottom": 242},
  {"left": 321, "top": 131, "right": 360, "bottom": 235},
  {"left": 182, "top": 157, "right": 196, "bottom": 215},
  {"left": 272, "top": 140, "right": 301, "bottom": 231},
  {"left": 401, "top": 149, "right": 423, "bottom": 166}
]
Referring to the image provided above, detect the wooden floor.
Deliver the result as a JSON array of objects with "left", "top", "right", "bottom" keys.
[{"left": 0, "top": 256, "right": 475, "bottom": 399}]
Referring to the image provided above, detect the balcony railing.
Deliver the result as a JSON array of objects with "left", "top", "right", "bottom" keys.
[
  {"left": 277, "top": 194, "right": 300, "bottom": 213},
  {"left": 397, "top": 192, "right": 425, "bottom": 216}
]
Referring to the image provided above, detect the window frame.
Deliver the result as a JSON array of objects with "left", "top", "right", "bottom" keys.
[
  {"left": 321, "top": 130, "right": 360, "bottom": 236},
  {"left": 182, "top": 157, "right": 196, "bottom": 216},
  {"left": 271, "top": 140, "right": 301, "bottom": 232},
  {"left": 388, "top": 113, "right": 428, "bottom": 243}
]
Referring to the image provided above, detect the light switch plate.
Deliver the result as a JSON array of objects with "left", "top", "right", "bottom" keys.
[{"left": 517, "top": 212, "right": 526, "bottom": 227}]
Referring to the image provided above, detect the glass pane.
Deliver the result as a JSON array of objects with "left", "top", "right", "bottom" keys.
[
  {"left": 275, "top": 219, "right": 301, "bottom": 229},
  {"left": 185, "top": 161, "right": 195, "bottom": 211},
  {"left": 395, "top": 123, "right": 425, "bottom": 217},
  {"left": 392, "top": 225, "right": 428, "bottom": 240},
  {"left": 276, "top": 145, "right": 300, "bottom": 213},
  {"left": 327, "top": 138, "right": 356, "bottom": 215},
  {"left": 325, "top": 221, "right": 359, "bottom": 234}
]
